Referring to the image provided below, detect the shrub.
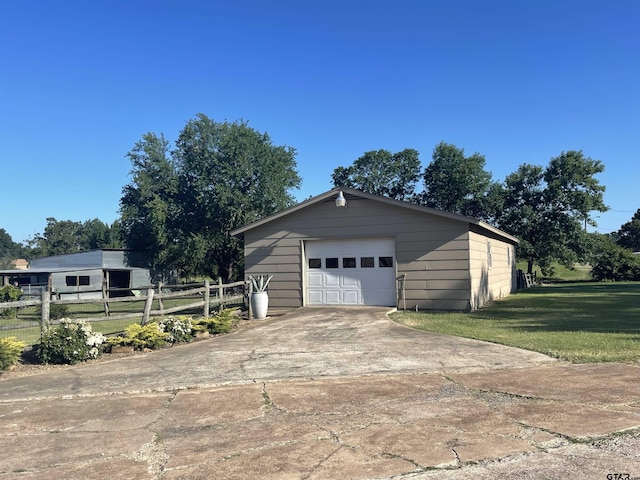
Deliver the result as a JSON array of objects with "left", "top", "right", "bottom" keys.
[
  {"left": 591, "top": 242, "right": 640, "bottom": 281},
  {"left": 122, "top": 322, "right": 169, "bottom": 350},
  {"left": 194, "top": 308, "right": 239, "bottom": 335},
  {"left": 158, "top": 316, "right": 193, "bottom": 343},
  {"left": 36, "top": 319, "right": 106, "bottom": 365},
  {"left": 0, "top": 284, "right": 22, "bottom": 319},
  {"left": 35, "top": 302, "right": 70, "bottom": 321},
  {"left": 0, "top": 337, "right": 26, "bottom": 370}
]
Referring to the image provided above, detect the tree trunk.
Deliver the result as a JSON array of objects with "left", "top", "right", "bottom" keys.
[{"left": 527, "top": 261, "right": 534, "bottom": 275}]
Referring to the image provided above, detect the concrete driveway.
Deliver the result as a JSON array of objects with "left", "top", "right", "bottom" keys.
[{"left": 1, "top": 307, "right": 638, "bottom": 479}]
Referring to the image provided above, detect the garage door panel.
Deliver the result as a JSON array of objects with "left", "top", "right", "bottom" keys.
[
  {"left": 325, "top": 290, "right": 341, "bottom": 304},
  {"left": 308, "top": 290, "right": 323, "bottom": 304},
  {"left": 342, "top": 290, "right": 359, "bottom": 304},
  {"left": 308, "top": 273, "right": 324, "bottom": 287},
  {"left": 324, "top": 274, "right": 341, "bottom": 287},
  {"left": 341, "top": 275, "right": 360, "bottom": 287}
]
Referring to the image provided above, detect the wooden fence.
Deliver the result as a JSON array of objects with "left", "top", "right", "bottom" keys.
[{"left": 0, "top": 279, "right": 247, "bottom": 344}]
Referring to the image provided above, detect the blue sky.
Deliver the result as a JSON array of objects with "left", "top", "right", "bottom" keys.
[{"left": 1, "top": 0, "right": 638, "bottom": 244}]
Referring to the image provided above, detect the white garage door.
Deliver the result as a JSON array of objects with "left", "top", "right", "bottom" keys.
[{"left": 305, "top": 238, "right": 396, "bottom": 306}]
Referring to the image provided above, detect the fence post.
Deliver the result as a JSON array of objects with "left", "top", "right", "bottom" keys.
[
  {"left": 218, "top": 277, "right": 224, "bottom": 311},
  {"left": 158, "top": 281, "right": 164, "bottom": 314},
  {"left": 248, "top": 279, "right": 253, "bottom": 320},
  {"left": 203, "top": 279, "right": 210, "bottom": 318},
  {"left": 142, "top": 288, "right": 154, "bottom": 325},
  {"left": 40, "top": 290, "right": 50, "bottom": 334},
  {"left": 102, "top": 281, "right": 110, "bottom": 316}
]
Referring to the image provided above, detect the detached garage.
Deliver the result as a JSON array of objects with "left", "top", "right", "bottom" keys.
[{"left": 231, "top": 188, "right": 519, "bottom": 311}]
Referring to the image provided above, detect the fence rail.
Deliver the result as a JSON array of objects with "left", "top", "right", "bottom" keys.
[{"left": 0, "top": 279, "right": 247, "bottom": 345}]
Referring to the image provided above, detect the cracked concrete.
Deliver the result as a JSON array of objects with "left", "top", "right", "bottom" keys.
[{"left": 0, "top": 307, "right": 638, "bottom": 479}]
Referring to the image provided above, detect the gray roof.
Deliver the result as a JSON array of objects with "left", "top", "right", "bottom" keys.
[
  {"left": 231, "top": 187, "right": 519, "bottom": 244},
  {"left": 0, "top": 266, "right": 148, "bottom": 275}
]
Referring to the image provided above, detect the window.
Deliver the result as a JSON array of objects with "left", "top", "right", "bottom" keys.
[
  {"left": 66, "top": 275, "right": 90, "bottom": 287},
  {"left": 507, "top": 246, "right": 512, "bottom": 266},
  {"left": 487, "top": 241, "right": 493, "bottom": 268},
  {"left": 379, "top": 256, "right": 393, "bottom": 268},
  {"left": 360, "top": 257, "right": 374, "bottom": 268},
  {"left": 308, "top": 258, "right": 321, "bottom": 269},
  {"left": 326, "top": 257, "right": 339, "bottom": 268},
  {"left": 343, "top": 257, "right": 356, "bottom": 268}
]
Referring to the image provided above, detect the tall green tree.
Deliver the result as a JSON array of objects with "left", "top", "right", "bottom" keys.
[
  {"left": 119, "top": 132, "right": 178, "bottom": 278},
  {"left": 421, "top": 142, "right": 495, "bottom": 218},
  {"left": 0, "top": 228, "right": 24, "bottom": 268},
  {"left": 172, "top": 114, "right": 300, "bottom": 281},
  {"left": 79, "top": 219, "right": 122, "bottom": 250},
  {"left": 25, "top": 218, "right": 122, "bottom": 258},
  {"left": 616, "top": 208, "right": 640, "bottom": 251},
  {"left": 26, "top": 218, "right": 83, "bottom": 257},
  {"left": 120, "top": 115, "right": 301, "bottom": 281},
  {"left": 543, "top": 150, "right": 607, "bottom": 231},
  {"left": 496, "top": 151, "right": 608, "bottom": 274},
  {"left": 331, "top": 149, "right": 422, "bottom": 201},
  {"left": 0, "top": 228, "right": 22, "bottom": 258}
]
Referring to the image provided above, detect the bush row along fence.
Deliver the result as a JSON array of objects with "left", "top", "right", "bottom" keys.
[{"left": 0, "top": 279, "right": 248, "bottom": 346}]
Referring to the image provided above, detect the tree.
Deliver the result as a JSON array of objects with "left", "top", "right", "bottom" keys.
[
  {"left": 79, "top": 219, "right": 122, "bottom": 250},
  {"left": 172, "top": 115, "right": 300, "bottom": 281},
  {"left": 120, "top": 115, "right": 301, "bottom": 282},
  {"left": 0, "top": 228, "right": 24, "bottom": 269},
  {"left": 543, "top": 150, "right": 607, "bottom": 230},
  {"left": 0, "top": 228, "right": 22, "bottom": 257},
  {"left": 331, "top": 149, "right": 422, "bottom": 201},
  {"left": 421, "top": 142, "right": 495, "bottom": 218},
  {"left": 495, "top": 164, "right": 548, "bottom": 273},
  {"left": 119, "top": 132, "right": 179, "bottom": 278},
  {"left": 496, "top": 151, "right": 609, "bottom": 274},
  {"left": 617, "top": 208, "right": 640, "bottom": 251},
  {"left": 24, "top": 218, "right": 122, "bottom": 259},
  {"left": 26, "top": 218, "right": 83, "bottom": 257}
]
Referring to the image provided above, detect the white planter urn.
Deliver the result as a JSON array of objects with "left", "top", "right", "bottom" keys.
[{"left": 251, "top": 291, "right": 269, "bottom": 319}]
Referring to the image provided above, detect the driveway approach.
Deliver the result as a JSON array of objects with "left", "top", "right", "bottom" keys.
[
  {"left": 1, "top": 308, "right": 639, "bottom": 479},
  {"left": 1, "top": 307, "right": 555, "bottom": 400}
]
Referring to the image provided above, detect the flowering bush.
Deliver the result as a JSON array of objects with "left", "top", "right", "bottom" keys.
[
  {"left": 158, "top": 316, "right": 193, "bottom": 343},
  {"left": 0, "top": 337, "right": 26, "bottom": 370},
  {"left": 36, "top": 319, "right": 106, "bottom": 365}
]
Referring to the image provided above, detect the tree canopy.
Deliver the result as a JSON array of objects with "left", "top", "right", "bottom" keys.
[
  {"left": 331, "top": 149, "right": 422, "bottom": 201},
  {"left": 421, "top": 142, "right": 496, "bottom": 218},
  {"left": 0, "top": 228, "right": 24, "bottom": 269},
  {"left": 0, "top": 228, "right": 22, "bottom": 259},
  {"left": 119, "top": 132, "right": 179, "bottom": 277},
  {"left": 25, "top": 218, "right": 121, "bottom": 258},
  {"left": 494, "top": 151, "right": 608, "bottom": 274},
  {"left": 120, "top": 114, "right": 301, "bottom": 281},
  {"left": 616, "top": 208, "right": 640, "bottom": 251}
]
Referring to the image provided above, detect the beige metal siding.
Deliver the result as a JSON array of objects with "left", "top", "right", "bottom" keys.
[
  {"left": 244, "top": 197, "right": 475, "bottom": 310},
  {"left": 468, "top": 229, "right": 517, "bottom": 310}
]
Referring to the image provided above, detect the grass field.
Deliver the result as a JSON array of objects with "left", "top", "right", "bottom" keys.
[
  {"left": 515, "top": 261, "right": 592, "bottom": 282},
  {"left": 391, "top": 282, "right": 640, "bottom": 363}
]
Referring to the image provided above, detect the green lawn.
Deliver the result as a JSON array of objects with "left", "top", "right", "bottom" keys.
[{"left": 391, "top": 282, "right": 640, "bottom": 363}]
